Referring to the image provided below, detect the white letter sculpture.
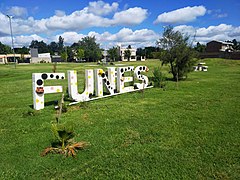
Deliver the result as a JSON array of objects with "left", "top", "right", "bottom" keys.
[
  {"left": 32, "top": 73, "right": 65, "bottom": 110},
  {"left": 68, "top": 70, "right": 94, "bottom": 102},
  {"left": 32, "top": 66, "right": 152, "bottom": 110}
]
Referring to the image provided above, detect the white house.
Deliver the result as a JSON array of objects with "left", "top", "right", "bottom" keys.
[
  {"left": 30, "top": 48, "right": 51, "bottom": 63},
  {"left": 119, "top": 46, "right": 137, "bottom": 61},
  {"left": 0, "top": 54, "right": 31, "bottom": 64},
  {"left": 0, "top": 55, "right": 8, "bottom": 64}
]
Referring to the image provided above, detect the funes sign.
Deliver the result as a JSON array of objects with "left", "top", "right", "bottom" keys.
[{"left": 32, "top": 65, "right": 152, "bottom": 110}]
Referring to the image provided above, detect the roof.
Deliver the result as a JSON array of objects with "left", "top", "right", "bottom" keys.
[{"left": 207, "top": 40, "right": 233, "bottom": 45}]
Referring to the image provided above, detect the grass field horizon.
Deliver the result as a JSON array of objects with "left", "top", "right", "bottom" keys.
[{"left": 0, "top": 58, "right": 239, "bottom": 179}]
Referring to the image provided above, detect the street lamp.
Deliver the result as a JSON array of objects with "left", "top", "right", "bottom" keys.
[{"left": 6, "top": 15, "right": 16, "bottom": 68}]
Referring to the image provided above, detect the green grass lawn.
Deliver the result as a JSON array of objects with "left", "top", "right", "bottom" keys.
[{"left": 0, "top": 59, "right": 239, "bottom": 179}]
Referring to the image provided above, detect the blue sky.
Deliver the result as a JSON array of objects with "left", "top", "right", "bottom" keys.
[{"left": 0, "top": 0, "right": 239, "bottom": 48}]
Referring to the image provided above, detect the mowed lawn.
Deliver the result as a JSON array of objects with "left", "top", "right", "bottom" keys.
[{"left": 0, "top": 59, "right": 239, "bottom": 179}]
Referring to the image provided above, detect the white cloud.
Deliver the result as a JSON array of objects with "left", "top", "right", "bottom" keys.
[
  {"left": 0, "top": 2, "right": 148, "bottom": 36},
  {"left": 217, "top": 13, "right": 228, "bottom": 18},
  {"left": 0, "top": 34, "right": 46, "bottom": 47},
  {"left": 0, "top": 13, "right": 48, "bottom": 36},
  {"left": 2, "top": 23, "right": 240, "bottom": 48},
  {"left": 114, "top": 28, "right": 159, "bottom": 42},
  {"left": 0, "top": 1, "right": 148, "bottom": 36},
  {"left": 113, "top": 7, "right": 148, "bottom": 25},
  {"left": 15, "top": 34, "right": 46, "bottom": 47},
  {"left": 45, "top": 6, "right": 148, "bottom": 30},
  {"left": 174, "top": 24, "right": 240, "bottom": 44},
  {"left": 1, "top": 28, "right": 159, "bottom": 48},
  {"left": 45, "top": 10, "right": 111, "bottom": 30},
  {"left": 52, "top": 32, "right": 85, "bottom": 44},
  {"left": 87, "top": 1, "right": 118, "bottom": 16},
  {"left": 56, "top": 28, "right": 159, "bottom": 48},
  {"left": 154, "top": 6, "right": 206, "bottom": 24},
  {"left": 55, "top": 10, "right": 66, "bottom": 17},
  {"left": 208, "top": 9, "right": 228, "bottom": 19},
  {"left": 0, "top": 13, "right": 10, "bottom": 35},
  {"left": 173, "top": 25, "right": 196, "bottom": 35},
  {"left": 196, "top": 24, "right": 233, "bottom": 37},
  {"left": 6, "top": 6, "right": 28, "bottom": 18},
  {"left": 229, "top": 27, "right": 240, "bottom": 37}
]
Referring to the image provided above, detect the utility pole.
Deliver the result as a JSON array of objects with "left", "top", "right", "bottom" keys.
[{"left": 6, "top": 15, "right": 16, "bottom": 68}]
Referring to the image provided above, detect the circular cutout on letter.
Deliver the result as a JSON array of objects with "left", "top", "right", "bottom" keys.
[
  {"left": 36, "top": 79, "right": 43, "bottom": 86},
  {"left": 50, "top": 74, "right": 54, "bottom": 78},
  {"left": 56, "top": 75, "right": 59, "bottom": 79},
  {"left": 41, "top": 73, "right": 48, "bottom": 79}
]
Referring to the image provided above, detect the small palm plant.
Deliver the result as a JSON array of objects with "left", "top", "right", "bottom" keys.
[
  {"left": 41, "top": 123, "right": 88, "bottom": 157},
  {"left": 52, "top": 123, "right": 75, "bottom": 150},
  {"left": 41, "top": 93, "right": 89, "bottom": 157}
]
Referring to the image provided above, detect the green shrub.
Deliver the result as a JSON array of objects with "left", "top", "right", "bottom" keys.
[{"left": 152, "top": 67, "right": 166, "bottom": 88}]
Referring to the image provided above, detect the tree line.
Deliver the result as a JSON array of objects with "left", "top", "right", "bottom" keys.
[
  {"left": 1, "top": 35, "right": 240, "bottom": 61},
  {"left": 0, "top": 36, "right": 103, "bottom": 62},
  {"left": 0, "top": 35, "right": 166, "bottom": 62},
  {"left": 1, "top": 29, "right": 239, "bottom": 82}
]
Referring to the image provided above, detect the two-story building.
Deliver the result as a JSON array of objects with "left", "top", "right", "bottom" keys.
[
  {"left": 206, "top": 40, "right": 234, "bottom": 52},
  {"left": 119, "top": 47, "right": 137, "bottom": 61}
]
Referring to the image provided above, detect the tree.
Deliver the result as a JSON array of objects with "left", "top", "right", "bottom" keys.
[
  {"left": 145, "top": 46, "right": 159, "bottom": 58},
  {"left": 76, "top": 48, "right": 84, "bottom": 61},
  {"left": 48, "top": 41, "right": 59, "bottom": 55},
  {"left": 29, "top": 40, "right": 49, "bottom": 53},
  {"left": 78, "top": 36, "right": 101, "bottom": 62},
  {"left": 70, "top": 42, "right": 79, "bottom": 49},
  {"left": 60, "top": 51, "right": 68, "bottom": 62},
  {"left": 58, "top": 36, "right": 64, "bottom": 54},
  {"left": 232, "top": 39, "right": 240, "bottom": 50},
  {"left": 127, "top": 45, "right": 132, "bottom": 49},
  {"left": 124, "top": 49, "right": 131, "bottom": 61},
  {"left": 157, "top": 26, "right": 196, "bottom": 81},
  {"left": 194, "top": 42, "right": 206, "bottom": 52},
  {"left": 107, "top": 46, "right": 119, "bottom": 62},
  {"left": 14, "top": 46, "right": 29, "bottom": 54},
  {"left": 136, "top": 48, "right": 145, "bottom": 57},
  {"left": 66, "top": 47, "right": 75, "bottom": 62},
  {"left": 0, "top": 42, "right": 12, "bottom": 54}
]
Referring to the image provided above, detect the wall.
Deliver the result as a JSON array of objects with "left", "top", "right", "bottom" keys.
[
  {"left": 200, "top": 52, "right": 240, "bottom": 60},
  {"left": 31, "top": 57, "right": 51, "bottom": 63}
]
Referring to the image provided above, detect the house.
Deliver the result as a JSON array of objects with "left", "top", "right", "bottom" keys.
[
  {"left": 51, "top": 55, "right": 64, "bottom": 63},
  {"left": 103, "top": 45, "right": 146, "bottom": 62},
  {"left": 118, "top": 46, "right": 137, "bottom": 61},
  {"left": 0, "top": 54, "right": 31, "bottom": 64},
  {"left": 102, "top": 50, "right": 109, "bottom": 63},
  {"left": 30, "top": 48, "right": 51, "bottom": 63},
  {"left": 206, "top": 40, "right": 233, "bottom": 52},
  {"left": 0, "top": 55, "right": 8, "bottom": 64}
]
